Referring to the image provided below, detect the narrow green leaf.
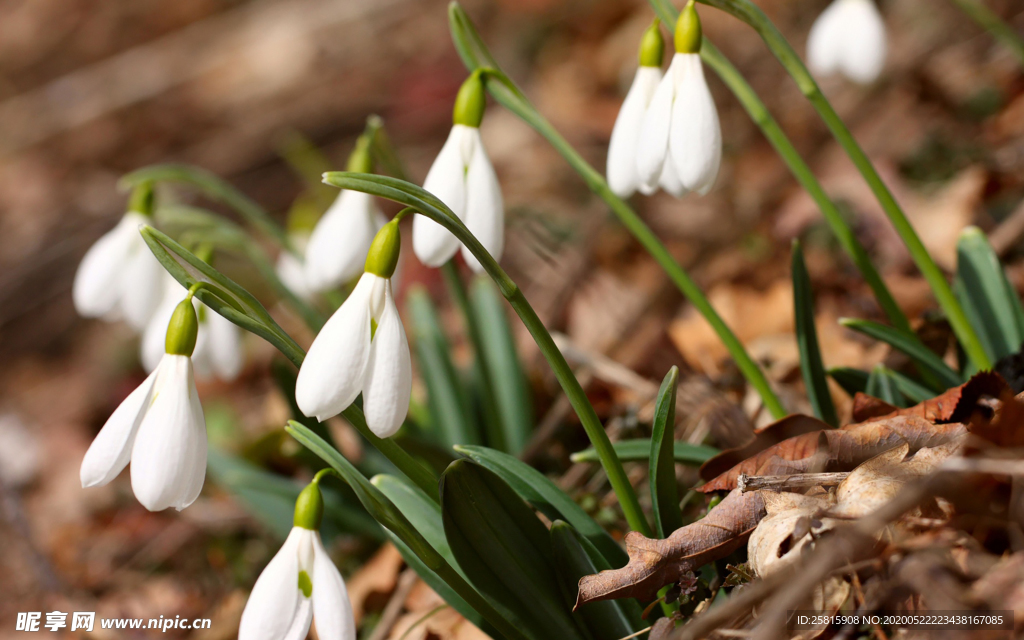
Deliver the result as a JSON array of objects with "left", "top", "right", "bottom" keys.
[
  {"left": 840, "top": 318, "right": 962, "bottom": 390},
  {"left": 792, "top": 241, "right": 839, "bottom": 426},
  {"left": 569, "top": 440, "right": 718, "bottom": 465},
  {"left": 865, "top": 365, "right": 906, "bottom": 407},
  {"left": 286, "top": 422, "right": 532, "bottom": 640},
  {"left": 955, "top": 227, "right": 1024, "bottom": 361},
  {"left": 122, "top": 163, "right": 293, "bottom": 252},
  {"left": 650, "top": 367, "right": 683, "bottom": 538},
  {"left": 828, "top": 367, "right": 933, "bottom": 405},
  {"left": 454, "top": 445, "right": 626, "bottom": 567},
  {"left": 469, "top": 275, "right": 534, "bottom": 454},
  {"left": 407, "top": 286, "right": 480, "bottom": 447},
  {"left": 371, "top": 474, "right": 483, "bottom": 627},
  {"left": 441, "top": 460, "right": 589, "bottom": 640},
  {"left": 550, "top": 521, "right": 642, "bottom": 639}
]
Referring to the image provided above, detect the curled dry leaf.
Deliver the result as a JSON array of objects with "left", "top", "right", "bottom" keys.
[
  {"left": 576, "top": 489, "right": 766, "bottom": 605},
  {"left": 699, "top": 414, "right": 832, "bottom": 482},
  {"left": 747, "top": 492, "right": 837, "bottom": 577},
  {"left": 861, "top": 371, "right": 1008, "bottom": 424}
]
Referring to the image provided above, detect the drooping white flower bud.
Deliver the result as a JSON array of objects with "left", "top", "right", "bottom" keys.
[
  {"left": 73, "top": 183, "right": 164, "bottom": 330},
  {"left": 295, "top": 220, "right": 411, "bottom": 437},
  {"left": 239, "top": 483, "right": 355, "bottom": 640},
  {"left": 807, "top": 0, "right": 887, "bottom": 84},
  {"left": 635, "top": 2, "right": 721, "bottom": 197},
  {"left": 608, "top": 21, "right": 665, "bottom": 198},
  {"left": 81, "top": 299, "right": 208, "bottom": 511},
  {"left": 414, "top": 72, "right": 504, "bottom": 272}
]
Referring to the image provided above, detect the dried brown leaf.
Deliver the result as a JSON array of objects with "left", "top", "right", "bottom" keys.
[
  {"left": 575, "top": 489, "right": 766, "bottom": 605},
  {"left": 699, "top": 414, "right": 831, "bottom": 482}
]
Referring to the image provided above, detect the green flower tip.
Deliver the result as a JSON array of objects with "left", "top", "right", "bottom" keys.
[
  {"left": 453, "top": 71, "right": 486, "bottom": 128},
  {"left": 346, "top": 135, "right": 374, "bottom": 174},
  {"left": 675, "top": 1, "right": 702, "bottom": 54},
  {"left": 165, "top": 299, "right": 199, "bottom": 356},
  {"left": 128, "top": 181, "right": 156, "bottom": 217},
  {"left": 638, "top": 20, "right": 665, "bottom": 68},
  {"left": 293, "top": 482, "right": 324, "bottom": 530},
  {"left": 364, "top": 219, "right": 401, "bottom": 278}
]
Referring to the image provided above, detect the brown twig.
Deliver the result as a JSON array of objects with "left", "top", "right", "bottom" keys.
[
  {"left": 737, "top": 472, "right": 850, "bottom": 492},
  {"left": 366, "top": 568, "right": 419, "bottom": 640}
]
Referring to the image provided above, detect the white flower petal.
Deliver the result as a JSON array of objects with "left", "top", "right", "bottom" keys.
[
  {"left": 636, "top": 57, "right": 678, "bottom": 191},
  {"left": 239, "top": 527, "right": 306, "bottom": 640},
  {"left": 839, "top": 0, "right": 886, "bottom": 83},
  {"left": 608, "top": 66, "right": 663, "bottom": 198},
  {"left": 305, "top": 190, "right": 382, "bottom": 292},
  {"left": 461, "top": 130, "right": 504, "bottom": 272},
  {"left": 129, "top": 356, "right": 207, "bottom": 511},
  {"left": 415, "top": 125, "right": 473, "bottom": 267},
  {"left": 277, "top": 251, "right": 315, "bottom": 302},
  {"left": 72, "top": 214, "right": 140, "bottom": 319},
  {"left": 311, "top": 532, "right": 357, "bottom": 640},
  {"left": 295, "top": 273, "right": 375, "bottom": 420},
  {"left": 119, "top": 228, "right": 165, "bottom": 331},
  {"left": 205, "top": 308, "right": 244, "bottom": 381},
  {"left": 658, "top": 153, "right": 687, "bottom": 198},
  {"left": 80, "top": 369, "right": 158, "bottom": 488},
  {"left": 669, "top": 54, "right": 721, "bottom": 195},
  {"left": 807, "top": 0, "right": 845, "bottom": 77},
  {"left": 362, "top": 282, "right": 411, "bottom": 437}
]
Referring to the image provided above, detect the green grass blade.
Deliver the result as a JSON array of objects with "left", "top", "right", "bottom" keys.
[
  {"left": 407, "top": 286, "right": 481, "bottom": 447},
  {"left": 469, "top": 275, "right": 534, "bottom": 454},
  {"left": 650, "top": 367, "right": 683, "bottom": 538},
  {"left": 955, "top": 227, "right": 1024, "bottom": 361},
  {"left": 865, "top": 366, "right": 906, "bottom": 407},
  {"left": 569, "top": 440, "right": 718, "bottom": 466},
  {"left": 792, "top": 241, "right": 839, "bottom": 426},
  {"left": 840, "top": 318, "right": 962, "bottom": 390}
]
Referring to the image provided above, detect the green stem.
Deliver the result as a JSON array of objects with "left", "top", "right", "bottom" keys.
[
  {"left": 326, "top": 173, "right": 654, "bottom": 536},
  {"left": 699, "top": 0, "right": 992, "bottom": 371},
  {"left": 447, "top": 4, "right": 787, "bottom": 420},
  {"left": 949, "top": 0, "right": 1024, "bottom": 65}
]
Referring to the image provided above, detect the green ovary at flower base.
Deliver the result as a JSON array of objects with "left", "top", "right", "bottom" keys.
[{"left": 238, "top": 474, "right": 357, "bottom": 640}]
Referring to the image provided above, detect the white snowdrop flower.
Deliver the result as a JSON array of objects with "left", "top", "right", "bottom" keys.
[
  {"left": 304, "top": 140, "right": 387, "bottom": 292},
  {"left": 239, "top": 482, "right": 355, "bottom": 640},
  {"left": 607, "top": 21, "right": 665, "bottom": 198},
  {"left": 807, "top": 0, "right": 887, "bottom": 84},
  {"left": 81, "top": 298, "right": 207, "bottom": 511},
  {"left": 636, "top": 2, "right": 722, "bottom": 197},
  {"left": 296, "top": 219, "right": 411, "bottom": 437},
  {"left": 141, "top": 273, "right": 243, "bottom": 382},
  {"left": 277, "top": 233, "right": 316, "bottom": 302},
  {"left": 413, "top": 72, "right": 504, "bottom": 272},
  {"left": 72, "top": 184, "right": 164, "bottom": 330}
]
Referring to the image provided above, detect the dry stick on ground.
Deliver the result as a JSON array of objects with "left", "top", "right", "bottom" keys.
[
  {"left": 738, "top": 472, "right": 850, "bottom": 492},
  {"left": 669, "top": 471, "right": 955, "bottom": 640},
  {"left": 366, "top": 568, "right": 419, "bottom": 640}
]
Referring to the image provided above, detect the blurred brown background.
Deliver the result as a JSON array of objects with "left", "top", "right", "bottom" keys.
[{"left": 1, "top": 0, "right": 1023, "bottom": 636}]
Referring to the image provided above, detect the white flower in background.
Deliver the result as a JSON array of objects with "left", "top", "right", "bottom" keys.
[
  {"left": 607, "top": 21, "right": 666, "bottom": 198},
  {"left": 277, "top": 233, "right": 316, "bottom": 302},
  {"left": 81, "top": 298, "right": 207, "bottom": 511},
  {"left": 413, "top": 72, "right": 503, "bottom": 272},
  {"left": 239, "top": 482, "right": 355, "bottom": 640},
  {"left": 304, "top": 141, "right": 386, "bottom": 292},
  {"left": 296, "top": 220, "right": 411, "bottom": 437},
  {"left": 807, "top": 0, "right": 887, "bottom": 84},
  {"left": 72, "top": 184, "right": 164, "bottom": 330},
  {"left": 636, "top": 1, "right": 721, "bottom": 197},
  {"left": 141, "top": 273, "right": 243, "bottom": 382}
]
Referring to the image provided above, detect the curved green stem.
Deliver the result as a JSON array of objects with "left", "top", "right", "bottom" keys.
[
  {"left": 949, "top": 0, "right": 1024, "bottom": 66},
  {"left": 698, "top": 0, "right": 991, "bottom": 371},
  {"left": 323, "top": 171, "right": 653, "bottom": 537},
  {"left": 447, "top": 3, "right": 786, "bottom": 420}
]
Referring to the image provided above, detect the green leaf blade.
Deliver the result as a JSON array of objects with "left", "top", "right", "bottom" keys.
[
  {"left": 792, "top": 241, "right": 839, "bottom": 427},
  {"left": 650, "top": 367, "right": 683, "bottom": 538}
]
